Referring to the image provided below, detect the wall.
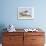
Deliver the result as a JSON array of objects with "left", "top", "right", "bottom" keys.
[{"left": 0, "top": 0, "right": 46, "bottom": 30}]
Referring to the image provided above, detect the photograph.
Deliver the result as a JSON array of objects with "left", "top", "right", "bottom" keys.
[{"left": 18, "top": 7, "right": 34, "bottom": 19}]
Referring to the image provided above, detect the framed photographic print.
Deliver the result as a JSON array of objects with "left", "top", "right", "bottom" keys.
[{"left": 17, "top": 7, "right": 34, "bottom": 19}]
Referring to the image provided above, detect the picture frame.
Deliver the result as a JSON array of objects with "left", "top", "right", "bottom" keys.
[{"left": 17, "top": 7, "right": 34, "bottom": 19}]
